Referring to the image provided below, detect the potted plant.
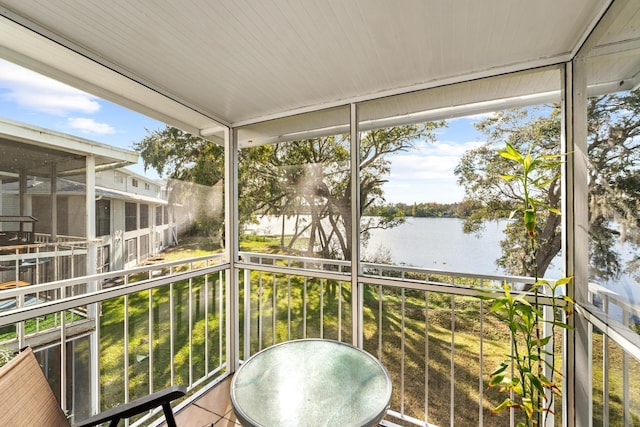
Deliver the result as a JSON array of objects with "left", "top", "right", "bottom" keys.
[{"left": 488, "top": 142, "right": 574, "bottom": 426}]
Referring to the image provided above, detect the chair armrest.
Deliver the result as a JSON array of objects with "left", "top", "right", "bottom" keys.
[{"left": 74, "top": 385, "right": 186, "bottom": 427}]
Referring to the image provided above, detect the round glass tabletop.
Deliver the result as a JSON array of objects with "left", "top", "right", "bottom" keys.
[{"left": 230, "top": 339, "right": 392, "bottom": 427}]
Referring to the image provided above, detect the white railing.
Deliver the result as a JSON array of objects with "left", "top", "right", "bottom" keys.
[
  {"left": 0, "top": 253, "right": 226, "bottom": 426},
  {"left": 0, "top": 239, "right": 90, "bottom": 285},
  {"left": 33, "top": 233, "right": 89, "bottom": 244},
  {"left": 236, "top": 253, "right": 563, "bottom": 427},
  {"left": 237, "top": 252, "right": 638, "bottom": 427},
  {"left": 0, "top": 251, "right": 636, "bottom": 426}
]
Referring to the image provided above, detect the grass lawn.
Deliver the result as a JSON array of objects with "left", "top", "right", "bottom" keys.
[{"left": 96, "top": 235, "right": 638, "bottom": 425}]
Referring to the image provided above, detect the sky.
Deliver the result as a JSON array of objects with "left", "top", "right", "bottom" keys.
[
  {"left": 0, "top": 58, "right": 486, "bottom": 203},
  {"left": 382, "top": 122, "right": 486, "bottom": 204},
  {"left": 0, "top": 59, "right": 164, "bottom": 178}
]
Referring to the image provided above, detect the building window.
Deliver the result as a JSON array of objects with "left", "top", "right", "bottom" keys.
[
  {"left": 114, "top": 172, "right": 124, "bottom": 184},
  {"left": 139, "top": 204, "right": 149, "bottom": 229},
  {"left": 144, "top": 182, "right": 150, "bottom": 190},
  {"left": 156, "top": 206, "right": 163, "bottom": 225},
  {"left": 97, "top": 244, "right": 110, "bottom": 274},
  {"left": 131, "top": 178, "right": 138, "bottom": 188},
  {"left": 139, "top": 234, "right": 149, "bottom": 261},
  {"left": 125, "top": 238, "right": 137, "bottom": 264},
  {"left": 125, "top": 202, "right": 137, "bottom": 231},
  {"left": 95, "top": 199, "right": 111, "bottom": 236}
]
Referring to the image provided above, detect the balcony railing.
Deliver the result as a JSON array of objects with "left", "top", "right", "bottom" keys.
[
  {"left": 0, "top": 238, "right": 89, "bottom": 287},
  {"left": 0, "top": 252, "right": 637, "bottom": 426}
]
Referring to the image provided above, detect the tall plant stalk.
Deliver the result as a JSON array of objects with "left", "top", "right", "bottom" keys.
[{"left": 488, "top": 142, "right": 573, "bottom": 427}]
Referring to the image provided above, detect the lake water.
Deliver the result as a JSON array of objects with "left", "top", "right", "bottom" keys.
[
  {"left": 363, "top": 217, "right": 540, "bottom": 275},
  {"left": 252, "top": 215, "right": 639, "bottom": 304}
]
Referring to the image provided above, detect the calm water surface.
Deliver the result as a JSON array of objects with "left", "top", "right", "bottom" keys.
[
  {"left": 253, "top": 215, "right": 638, "bottom": 303},
  {"left": 363, "top": 217, "right": 519, "bottom": 275}
]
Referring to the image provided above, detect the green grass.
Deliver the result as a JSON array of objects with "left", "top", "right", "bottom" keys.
[
  {"left": 99, "top": 270, "right": 226, "bottom": 412},
  {"left": 95, "top": 235, "right": 638, "bottom": 425},
  {"left": 0, "top": 311, "right": 83, "bottom": 342}
]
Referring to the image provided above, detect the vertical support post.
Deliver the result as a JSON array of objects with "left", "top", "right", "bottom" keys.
[
  {"left": 543, "top": 301, "right": 555, "bottom": 427},
  {"left": 51, "top": 163, "right": 57, "bottom": 242},
  {"left": 170, "top": 281, "right": 175, "bottom": 385},
  {"left": 0, "top": 176, "right": 3, "bottom": 231},
  {"left": 243, "top": 268, "right": 251, "bottom": 361},
  {"left": 85, "top": 155, "right": 100, "bottom": 415},
  {"left": 188, "top": 272, "right": 193, "bottom": 386},
  {"left": 225, "top": 126, "right": 240, "bottom": 372},
  {"left": 123, "top": 294, "right": 129, "bottom": 404},
  {"left": 15, "top": 247, "right": 24, "bottom": 346},
  {"left": 622, "top": 313, "right": 630, "bottom": 426},
  {"left": 19, "top": 170, "right": 26, "bottom": 225},
  {"left": 60, "top": 284, "right": 68, "bottom": 413},
  {"left": 349, "top": 103, "right": 362, "bottom": 348},
  {"left": 562, "top": 58, "right": 591, "bottom": 427},
  {"left": 86, "top": 155, "right": 97, "bottom": 273},
  {"left": 148, "top": 289, "right": 154, "bottom": 394}
]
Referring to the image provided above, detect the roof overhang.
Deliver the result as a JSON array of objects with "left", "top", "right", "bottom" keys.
[
  {"left": 0, "top": 0, "right": 638, "bottom": 144},
  {"left": 0, "top": 117, "right": 137, "bottom": 176}
]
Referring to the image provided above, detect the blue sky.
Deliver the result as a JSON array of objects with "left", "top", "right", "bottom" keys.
[
  {"left": 0, "top": 58, "right": 486, "bottom": 203},
  {"left": 383, "top": 123, "right": 486, "bottom": 204},
  {"left": 0, "top": 59, "right": 164, "bottom": 178}
]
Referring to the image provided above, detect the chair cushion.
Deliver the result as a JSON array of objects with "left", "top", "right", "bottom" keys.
[{"left": 0, "top": 347, "right": 70, "bottom": 427}]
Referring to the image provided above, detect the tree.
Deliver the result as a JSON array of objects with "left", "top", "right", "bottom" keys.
[
  {"left": 455, "top": 89, "right": 640, "bottom": 280},
  {"left": 134, "top": 126, "right": 226, "bottom": 238},
  {"left": 240, "top": 123, "right": 445, "bottom": 260},
  {"left": 134, "top": 123, "right": 445, "bottom": 260},
  {"left": 134, "top": 126, "right": 225, "bottom": 186}
]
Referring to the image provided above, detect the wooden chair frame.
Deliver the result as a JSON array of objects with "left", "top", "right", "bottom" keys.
[{"left": 0, "top": 347, "right": 186, "bottom": 427}]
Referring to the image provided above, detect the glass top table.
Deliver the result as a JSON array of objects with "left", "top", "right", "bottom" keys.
[{"left": 230, "top": 339, "right": 392, "bottom": 427}]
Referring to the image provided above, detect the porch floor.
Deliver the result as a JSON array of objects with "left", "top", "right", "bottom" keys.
[
  {"left": 165, "top": 376, "right": 393, "bottom": 427},
  {"left": 170, "top": 377, "right": 242, "bottom": 427}
]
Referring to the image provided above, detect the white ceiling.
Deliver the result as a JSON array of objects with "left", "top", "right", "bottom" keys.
[{"left": 0, "top": 0, "right": 635, "bottom": 142}]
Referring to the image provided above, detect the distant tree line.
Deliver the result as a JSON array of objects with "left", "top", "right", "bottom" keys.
[{"left": 364, "top": 200, "right": 480, "bottom": 218}]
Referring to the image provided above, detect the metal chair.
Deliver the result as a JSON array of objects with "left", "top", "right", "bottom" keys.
[{"left": 0, "top": 347, "right": 186, "bottom": 427}]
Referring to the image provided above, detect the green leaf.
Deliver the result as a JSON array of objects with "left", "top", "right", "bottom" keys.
[
  {"left": 534, "top": 278, "right": 549, "bottom": 288},
  {"left": 513, "top": 293, "right": 532, "bottom": 306},
  {"left": 555, "top": 277, "right": 573, "bottom": 286},
  {"left": 521, "top": 397, "right": 534, "bottom": 418},
  {"left": 489, "top": 374, "right": 505, "bottom": 387},
  {"left": 502, "top": 282, "right": 513, "bottom": 299},
  {"left": 492, "top": 397, "right": 513, "bottom": 414},
  {"left": 499, "top": 142, "right": 523, "bottom": 163},
  {"left": 549, "top": 320, "right": 573, "bottom": 329},
  {"left": 490, "top": 362, "right": 509, "bottom": 377},
  {"left": 539, "top": 335, "right": 552, "bottom": 346},
  {"left": 523, "top": 153, "right": 533, "bottom": 172},
  {"left": 526, "top": 372, "right": 544, "bottom": 394}
]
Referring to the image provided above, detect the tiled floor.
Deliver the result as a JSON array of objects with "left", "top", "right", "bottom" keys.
[
  {"left": 165, "top": 376, "right": 392, "bottom": 427},
  {"left": 170, "top": 377, "right": 241, "bottom": 427}
]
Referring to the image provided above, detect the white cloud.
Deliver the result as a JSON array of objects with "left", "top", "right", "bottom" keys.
[
  {"left": 0, "top": 60, "right": 101, "bottom": 115},
  {"left": 67, "top": 117, "right": 115, "bottom": 134},
  {"left": 382, "top": 138, "right": 487, "bottom": 203},
  {"left": 425, "top": 140, "right": 484, "bottom": 156},
  {"left": 390, "top": 140, "right": 485, "bottom": 181}
]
